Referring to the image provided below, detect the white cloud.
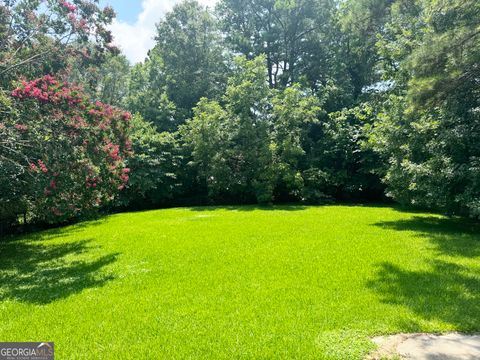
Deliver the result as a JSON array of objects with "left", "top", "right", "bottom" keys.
[{"left": 110, "top": 0, "right": 218, "bottom": 64}]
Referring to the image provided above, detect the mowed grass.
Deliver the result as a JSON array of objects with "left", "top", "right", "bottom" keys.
[{"left": 0, "top": 205, "right": 479, "bottom": 359}]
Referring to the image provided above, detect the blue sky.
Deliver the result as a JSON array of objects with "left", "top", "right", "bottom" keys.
[
  {"left": 100, "top": 1, "right": 143, "bottom": 24},
  {"left": 100, "top": 0, "right": 218, "bottom": 64}
]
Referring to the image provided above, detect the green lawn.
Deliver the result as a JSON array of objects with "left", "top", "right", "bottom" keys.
[{"left": 0, "top": 205, "right": 479, "bottom": 359}]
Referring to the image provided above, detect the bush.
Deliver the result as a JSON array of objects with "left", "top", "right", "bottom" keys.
[
  {"left": 116, "top": 114, "right": 182, "bottom": 208},
  {"left": 1, "top": 75, "right": 132, "bottom": 225}
]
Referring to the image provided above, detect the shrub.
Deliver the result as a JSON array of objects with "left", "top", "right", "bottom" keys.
[{"left": 1, "top": 75, "right": 132, "bottom": 225}]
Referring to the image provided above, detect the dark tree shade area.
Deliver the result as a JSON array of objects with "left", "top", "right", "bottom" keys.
[{"left": 1, "top": 0, "right": 479, "bottom": 230}]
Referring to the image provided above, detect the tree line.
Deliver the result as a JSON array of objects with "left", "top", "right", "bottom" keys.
[{"left": 1, "top": 0, "right": 479, "bottom": 230}]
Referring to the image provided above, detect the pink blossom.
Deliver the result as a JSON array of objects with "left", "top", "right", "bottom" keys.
[
  {"left": 42, "top": 74, "right": 57, "bottom": 85},
  {"left": 11, "top": 89, "right": 21, "bottom": 98},
  {"left": 52, "top": 207, "right": 64, "bottom": 216},
  {"left": 60, "top": 0, "right": 77, "bottom": 12},
  {"left": 77, "top": 18, "right": 88, "bottom": 31},
  {"left": 103, "top": 6, "right": 115, "bottom": 18},
  {"left": 37, "top": 159, "right": 48, "bottom": 173},
  {"left": 14, "top": 124, "right": 28, "bottom": 131}
]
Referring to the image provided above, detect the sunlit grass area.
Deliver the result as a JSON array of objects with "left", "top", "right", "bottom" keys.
[{"left": 0, "top": 205, "right": 479, "bottom": 359}]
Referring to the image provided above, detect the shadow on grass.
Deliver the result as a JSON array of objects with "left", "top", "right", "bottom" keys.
[
  {"left": 0, "top": 237, "right": 118, "bottom": 305},
  {"left": 368, "top": 260, "right": 480, "bottom": 331},
  {"left": 369, "top": 216, "right": 480, "bottom": 331},
  {"left": 374, "top": 216, "right": 480, "bottom": 257},
  {"left": 186, "top": 202, "right": 425, "bottom": 213},
  {"left": 187, "top": 204, "right": 309, "bottom": 212},
  {"left": 1, "top": 216, "right": 109, "bottom": 243}
]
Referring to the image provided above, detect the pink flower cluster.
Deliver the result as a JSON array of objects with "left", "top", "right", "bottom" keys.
[
  {"left": 70, "top": 115, "right": 87, "bottom": 129},
  {"left": 37, "top": 160, "right": 48, "bottom": 173},
  {"left": 77, "top": 18, "right": 88, "bottom": 31},
  {"left": 58, "top": 1, "right": 91, "bottom": 33},
  {"left": 89, "top": 103, "right": 115, "bottom": 129},
  {"left": 70, "top": 17, "right": 89, "bottom": 32},
  {"left": 125, "top": 139, "right": 133, "bottom": 153},
  {"left": 30, "top": 159, "right": 49, "bottom": 174},
  {"left": 12, "top": 75, "right": 133, "bottom": 212},
  {"left": 120, "top": 167, "right": 130, "bottom": 183},
  {"left": 59, "top": 0, "right": 77, "bottom": 13},
  {"left": 11, "top": 75, "right": 83, "bottom": 106},
  {"left": 86, "top": 176, "right": 98, "bottom": 189},
  {"left": 14, "top": 124, "right": 28, "bottom": 131},
  {"left": 44, "top": 178, "right": 57, "bottom": 197},
  {"left": 104, "top": 142, "right": 121, "bottom": 161}
]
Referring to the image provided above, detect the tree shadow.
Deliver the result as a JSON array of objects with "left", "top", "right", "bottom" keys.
[
  {"left": 367, "top": 260, "right": 480, "bottom": 332},
  {"left": 1, "top": 217, "right": 108, "bottom": 242},
  {"left": 187, "top": 204, "right": 308, "bottom": 212},
  {"left": 369, "top": 215, "right": 480, "bottom": 331},
  {"left": 0, "top": 237, "right": 119, "bottom": 305},
  {"left": 374, "top": 216, "right": 480, "bottom": 258},
  {"left": 185, "top": 202, "right": 433, "bottom": 213}
]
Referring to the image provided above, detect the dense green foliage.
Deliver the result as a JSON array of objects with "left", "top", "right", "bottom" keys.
[
  {"left": 2, "top": 205, "right": 479, "bottom": 358},
  {"left": 114, "top": 0, "right": 479, "bottom": 217},
  {"left": 116, "top": 114, "right": 180, "bottom": 208},
  {"left": 367, "top": 0, "right": 480, "bottom": 217},
  {"left": 1, "top": 0, "right": 480, "bottom": 228}
]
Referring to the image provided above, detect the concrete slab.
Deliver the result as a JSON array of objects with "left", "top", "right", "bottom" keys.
[{"left": 368, "top": 333, "right": 480, "bottom": 360}]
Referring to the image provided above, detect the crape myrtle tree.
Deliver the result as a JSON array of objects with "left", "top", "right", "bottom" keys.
[
  {"left": 0, "top": 0, "right": 117, "bottom": 88},
  {"left": 0, "top": 0, "right": 128, "bottom": 229},
  {"left": 0, "top": 75, "right": 132, "bottom": 225}
]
